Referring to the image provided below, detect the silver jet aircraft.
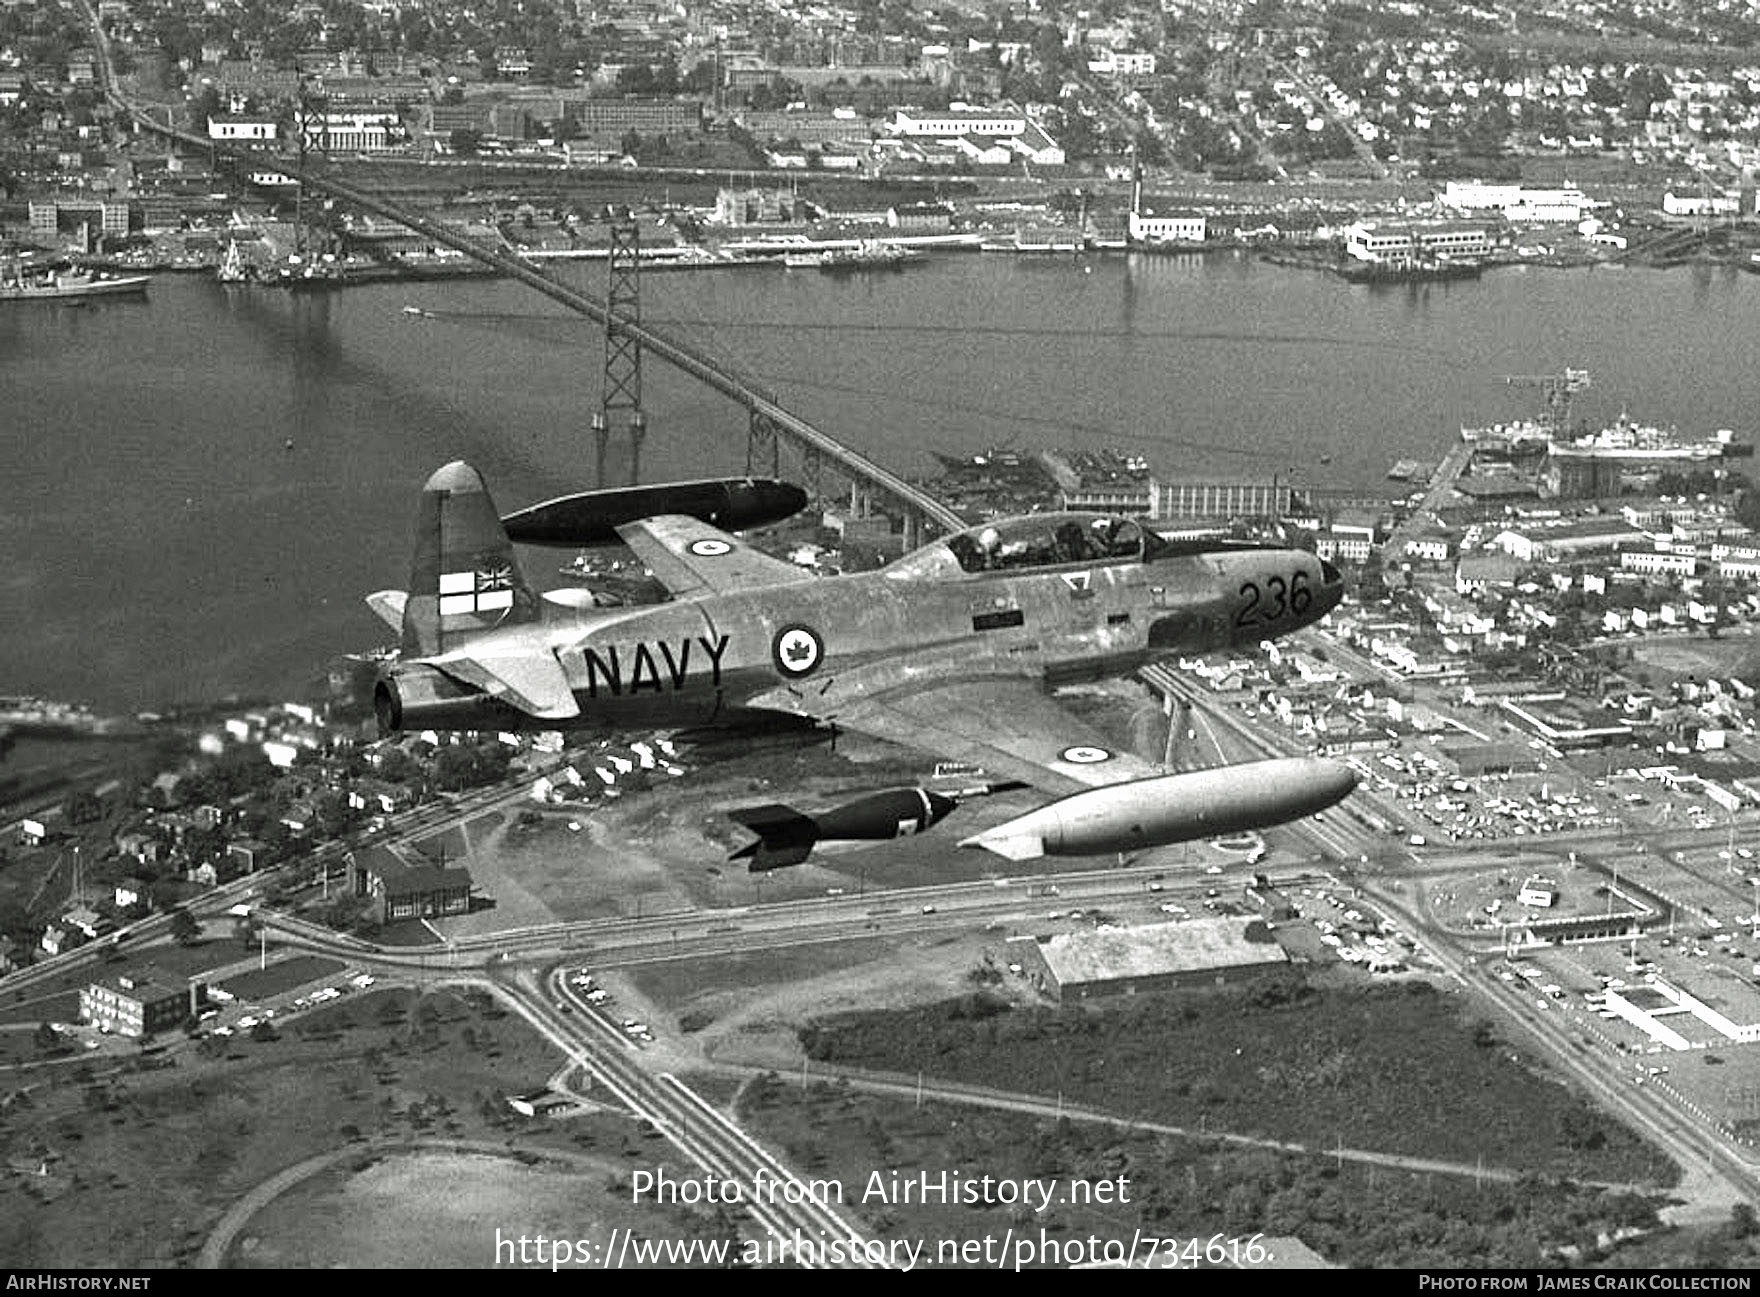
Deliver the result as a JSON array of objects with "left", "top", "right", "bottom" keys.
[{"left": 367, "top": 462, "right": 1357, "bottom": 861}]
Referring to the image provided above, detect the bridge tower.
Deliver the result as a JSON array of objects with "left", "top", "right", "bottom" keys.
[
  {"left": 901, "top": 510, "right": 924, "bottom": 552},
  {"left": 746, "top": 408, "right": 781, "bottom": 478},
  {"left": 294, "top": 77, "right": 332, "bottom": 264},
  {"left": 595, "top": 214, "right": 645, "bottom": 486}
]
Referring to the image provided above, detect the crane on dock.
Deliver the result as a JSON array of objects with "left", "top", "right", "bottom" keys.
[{"left": 1504, "top": 367, "right": 1590, "bottom": 438}]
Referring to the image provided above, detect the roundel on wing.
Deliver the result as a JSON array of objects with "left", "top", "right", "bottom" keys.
[
  {"left": 1059, "top": 745, "right": 1113, "bottom": 764},
  {"left": 689, "top": 538, "right": 733, "bottom": 557},
  {"left": 773, "top": 624, "right": 824, "bottom": 678}
]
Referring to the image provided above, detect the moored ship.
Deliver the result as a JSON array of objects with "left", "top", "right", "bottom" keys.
[
  {"left": 819, "top": 241, "right": 918, "bottom": 273},
  {"left": 0, "top": 262, "right": 150, "bottom": 301}
]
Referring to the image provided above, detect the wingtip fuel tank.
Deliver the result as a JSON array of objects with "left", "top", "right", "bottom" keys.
[
  {"left": 957, "top": 757, "right": 1358, "bottom": 862},
  {"left": 502, "top": 478, "right": 808, "bottom": 548}
]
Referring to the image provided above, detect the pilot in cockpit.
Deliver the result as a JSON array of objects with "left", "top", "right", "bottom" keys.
[{"left": 1052, "top": 520, "right": 1081, "bottom": 562}]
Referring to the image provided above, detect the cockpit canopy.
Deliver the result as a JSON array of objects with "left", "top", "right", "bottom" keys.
[{"left": 886, "top": 513, "right": 1174, "bottom": 579}]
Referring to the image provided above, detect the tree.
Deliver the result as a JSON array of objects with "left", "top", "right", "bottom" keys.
[
  {"left": 62, "top": 789, "right": 103, "bottom": 825},
  {"left": 1730, "top": 1203, "right": 1758, "bottom": 1240},
  {"left": 448, "top": 127, "right": 482, "bottom": 156},
  {"left": 187, "top": 85, "right": 222, "bottom": 133},
  {"left": 377, "top": 746, "right": 419, "bottom": 783},
  {"left": 169, "top": 907, "right": 200, "bottom": 945}
]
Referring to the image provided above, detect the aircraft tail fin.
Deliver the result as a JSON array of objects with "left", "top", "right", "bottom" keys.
[
  {"left": 399, "top": 461, "right": 542, "bottom": 656},
  {"left": 727, "top": 804, "right": 819, "bottom": 872}
]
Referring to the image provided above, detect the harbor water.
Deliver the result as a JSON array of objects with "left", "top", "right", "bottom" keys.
[{"left": 6, "top": 251, "right": 1760, "bottom": 712}]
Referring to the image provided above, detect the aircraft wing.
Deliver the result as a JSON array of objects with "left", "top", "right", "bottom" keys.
[
  {"left": 748, "top": 670, "right": 1163, "bottom": 796},
  {"left": 616, "top": 514, "right": 816, "bottom": 599}
]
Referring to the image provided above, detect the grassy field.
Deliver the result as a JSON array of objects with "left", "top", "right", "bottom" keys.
[
  {"left": 628, "top": 940, "right": 900, "bottom": 1009},
  {"left": 223, "top": 955, "right": 348, "bottom": 1001},
  {"left": 0, "top": 985, "right": 685, "bottom": 1267},
  {"left": 1625, "top": 634, "right": 1760, "bottom": 691}
]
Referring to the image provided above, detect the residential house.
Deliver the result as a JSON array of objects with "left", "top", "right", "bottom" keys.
[
  {"left": 1455, "top": 552, "right": 1521, "bottom": 595},
  {"left": 115, "top": 829, "right": 163, "bottom": 868}
]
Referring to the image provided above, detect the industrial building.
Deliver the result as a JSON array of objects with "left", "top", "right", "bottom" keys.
[
  {"left": 1016, "top": 918, "right": 1289, "bottom": 1002},
  {"left": 1342, "top": 220, "right": 1494, "bottom": 263},
  {"left": 1602, "top": 977, "right": 1760, "bottom": 1051},
  {"left": 1128, "top": 208, "right": 1206, "bottom": 245},
  {"left": 1440, "top": 181, "right": 1595, "bottom": 223},
  {"left": 569, "top": 97, "right": 704, "bottom": 136},
  {"left": 28, "top": 198, "right": 130, "bottom": 240},
  {"left": 1500, "top": 693, "right": 1635, "bottom": 749},
  {"left": 81, "top": 968, "right": 208, "bottom": 1038},
  {"left": 1061, "top": 478, "right": 1296, "bottom": 522}
]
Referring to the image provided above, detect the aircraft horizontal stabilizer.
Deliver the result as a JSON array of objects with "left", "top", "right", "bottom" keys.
[
  {"left": 365, "top": 590, "right": 408, "bottom": 633},
  {"left": 433, "top": 647, "right": 582, "bottom": 721}
]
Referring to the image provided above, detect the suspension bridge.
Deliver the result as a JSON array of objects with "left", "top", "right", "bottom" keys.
[{"left": 84, "top": 14, "right": 963, "bottom": 550}]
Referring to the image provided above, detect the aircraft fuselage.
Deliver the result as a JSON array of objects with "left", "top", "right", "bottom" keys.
[{"left": 380, "top": 523, "right": 1341, "bottom": 734}]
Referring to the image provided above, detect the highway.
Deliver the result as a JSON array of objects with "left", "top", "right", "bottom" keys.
[
  {"left": 490, "top": 964, "right": 881, "bottom": 1265},
  {"left": 257, "top": 860, "right": 1225, "bottom": 969}
]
